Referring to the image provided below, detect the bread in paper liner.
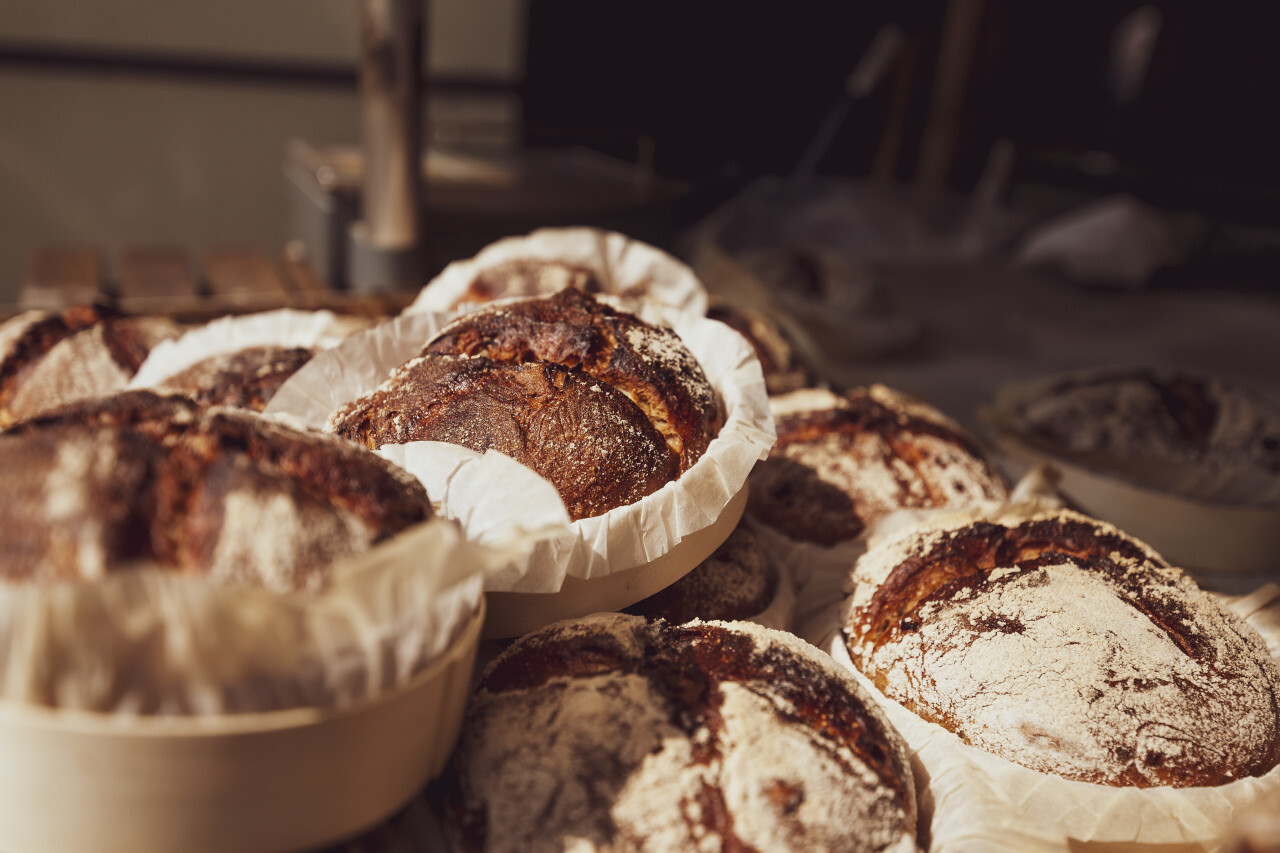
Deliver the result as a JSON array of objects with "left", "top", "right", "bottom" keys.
[
  {"left": 264, "top": 306, "right": 775, "bottom": 604},
  {"left": 406, "top": 227, "right": 708, "bottom": 323},
  {"left": 812, "top": 499, "right": 1280, "bottom": 851},
  {"left": 128, "top": 308, "right": 365, "bottom": 393}
]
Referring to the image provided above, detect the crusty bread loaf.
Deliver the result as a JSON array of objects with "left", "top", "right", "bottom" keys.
[
  {"left": 707, "top": 299, "right": 812, "bottom": 396},
  {"left": 0, "top": 304, "right": 181, "bottom": 427},
  {"left": 329, "top": 287, "right": 721, "bottom": 520},
  {"left": 445, "top": 613, "right": 917, "bottom": 853},
  {"left": 454, "top": 258, "right": 602, "bottom": 309},
  {"left": 841, "top": 506, "right": 1280, "bottom": 788},
  {"left": 750, "top": 385, "right": 1008, "bottom": 545},
  {"left": 626, "top": 522, "right": 778, "bottom": 624},
  {"left": 1004, "top": 366, "right": 1280, "bottom": 487},
  {"left": 2, "top": 390, "right": 432, "bottom": 593},
  {"left": 155, "top": 345, "right": 315, "bottom": 412}
]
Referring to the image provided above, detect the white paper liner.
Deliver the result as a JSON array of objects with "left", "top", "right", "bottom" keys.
[
  {"left": 128, "top": 308, "right": 360, "bottom": 390},
  {"left": 985, "top": 369, "right": 1280, "bottom": 507},
  {"left": 0, "top": 517, "right": 487, "bottom": 716},
  {"left": 265, "top": 309, "right": 776, "bottom": 595},
  {"left": 800, "top": 494, "right": 1280, "bottom": 852},
  {"left": 405, "top": 227, "right": 709, "bottom": 323}
]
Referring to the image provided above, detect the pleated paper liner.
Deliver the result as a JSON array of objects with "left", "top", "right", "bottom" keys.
[
  {"left": 0, "top": 602, "right": 482, "bottom": 853},
  {"left": 266, "top": 305, "right": 775, "bottom": 640}
]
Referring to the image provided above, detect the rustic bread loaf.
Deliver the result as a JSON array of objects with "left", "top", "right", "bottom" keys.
[
  {"left": 445, "top": 613, "right": 917, "bottom": 853},
  {"left": 707, "top": 299, "right": 813, "bottom": 396},
  {"left": 2, "top": 390, "right": 432, "bottom": 593},
  {"left": 154, "top": 344, "right": 315, "bottom": 411},
  {"left": 0, "top": 304, "right": 181, "bottom": 427},
  {"left": 841, "top": 506, "right": 1280, "bottom": 788},
  {"left": 625, "top": 522, "right": 779, "bottom": 624},
  {"left": 329, "top": 287, "right": 721, "bottom": 520},
  {"left": 749, "top": 385, "right": 1008, "bottom": 546},
  {"left": 1003, "top": 366, "right": 1280, "bottom": 491},
  {"left": 454, "top": 258, "right": 602, "bottom": 309}
]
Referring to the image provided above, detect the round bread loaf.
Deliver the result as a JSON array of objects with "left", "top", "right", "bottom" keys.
[
  {"left": 329, "top": 287, "right": 721, "bottom": 520},
  {"left": 0, "top": 304, "right": 181, "bottom": 427},
  {"left": 2, "top": 390, "right": 432, "bottom": 593},
  {"left": 445, "top": 613, "right": 917, "bottom": 853},
  {"left": 749, "top": 385, "right": 1008, "bottom": 546},
  {"left": 1003, "top": 366, "right": 1280, "bottom": 493},
  {"left": 154, "top": 344, "right": 315, "bottom": 411},
  {"left": 841, "top": 506, "right": 1280, "bottom": 788},
  {"left": 625, "top": 522, "right": 779, "bottom": 624},
  {"left": 707, "top": 300, "right": 812, "bottom": 396},
  {"left": 454, "top": 258, "right": 601, "bottom": 309}
]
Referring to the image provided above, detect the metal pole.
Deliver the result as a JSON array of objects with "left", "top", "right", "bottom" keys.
[{"left": 350, "top": 0, "right": 424, "bottom": 291}]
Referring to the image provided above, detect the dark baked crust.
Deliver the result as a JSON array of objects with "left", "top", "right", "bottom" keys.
[
  {"left": 0, "top": 305, "right": 181, "bottom": 426},
  {"left": 328, "top": 353, "right": 676, "bottom": 520},
  {"left": 447, "top": 614, "right": 916, "bottom": 853},
  {"left": 750, "top": 386, "right": 1008, "bottom": 545},
  {"left": 457, "top": 259, "right": 602, "bottom": 308},
  {"left": 843, "top": 509, "right": 1280, "bottom": 788},
  {"left": 155, "top": 345, "right": 314, "bottom": 411},
  {"left": 626, "top": 522, "right": 778, "bottom": 623},
  {"left": 2, "top": 390, "right": 433, "bottom": 592},
  {"left": 425, "top": 287, "right": 721, "bottom": 473}
]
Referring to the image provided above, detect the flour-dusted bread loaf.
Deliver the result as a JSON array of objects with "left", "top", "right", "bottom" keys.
[
  {"left": 154, "top": 344, "right": 315, "bottom": 412},
  {"left": 329, "top": 287, "right": 722, "bottom": 520},
  {"left": 749, "top": 386, "right": 1008, "bottom": 546},
  {"left": 445, "top": 613, "right": 917, "bottom": 853},
  {"left": 2, "top": 390, "right": 432, "bottom": 593},
  {"left": 0, "top": 304, "right": 182, "bottom": 426},
  {"left": 841, "top": 506, "right": 1280, "bottom": 788},
  {"left": 626, "top": 522, "right": 779, "bottom": 624},
  {"left": 453, "top": 258, "right": 602, "bottom": 309}
]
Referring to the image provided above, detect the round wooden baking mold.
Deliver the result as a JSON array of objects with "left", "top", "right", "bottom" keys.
[
  {"left": 483, "top": 486, "right": 747, "bottom": 639},
  {"left": 0, "top": 599, "right": 484, "bottom": 853},
  {"left": 996, "top": 433, "right": 1280, "bottom": 580}
]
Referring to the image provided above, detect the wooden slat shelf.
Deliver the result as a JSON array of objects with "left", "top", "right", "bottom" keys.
[{"left": 5, "top": 244, "right": 415, "bottom": 322}]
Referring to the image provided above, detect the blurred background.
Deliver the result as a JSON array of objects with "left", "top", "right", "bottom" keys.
[{"left": 4, "top": 0, "right": 1279, "bottom": 303}]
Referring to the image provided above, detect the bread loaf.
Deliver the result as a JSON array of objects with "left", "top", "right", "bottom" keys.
[
  {"left": 0, "top": 305, "right": 181, "bottom": 426},
  {"left": 2, "top": 390, "right": 432, "bottom": 593},
  {"left": 154, "top": 344, "right": 315, "bottom": 411},
  {"left": 445, "top": 613, "right": 917, "bottom": 853},
  {"left": 841, "top": 506, "right": 1280, "bottom": 787},
  {"left": 625, "top": 522, "right": 779, "bottom": 624},
  {"left": 749, "top": 385, "right": 1008, "bottom": 545},
  {"left": 329, "top": 287, "right": 721, "bottom": 520},
  {"left": 707, "top": 300, "right": 813, "bottom": 396},
  {"left": 455, "top": 258, "right": 601, "bottom": 308}
]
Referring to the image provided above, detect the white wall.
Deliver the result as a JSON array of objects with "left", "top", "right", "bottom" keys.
[{"left": 0, "top": 0, "right": 523, "bottom": 303}]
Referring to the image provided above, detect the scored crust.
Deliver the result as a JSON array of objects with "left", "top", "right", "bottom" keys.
[
  {"left": 425, "top": 287, "right": 721, "bottom": 472},
  {"left": 749, "top": 386, "right": 1008, "bottom": 546},
  {"left": 3, "top": 390, "right": 432, "bottom": 593},
  {"left": 0, "top": 305, "right": 181, "bottom": 427},
  {"left": 328, "top": 353, "right": 677, "bottom": 520},
  {"left": 446, "top": 613, "right": 917, "bottom": 853},
  {"left": 842, "top": 506, "right": 1280, "bottom": 788}
]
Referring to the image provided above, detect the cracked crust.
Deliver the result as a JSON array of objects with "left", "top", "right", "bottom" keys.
[
  {"left": 749, "top": 386, "right": 1008, "bottom": 546},
  {"left": 445, "top": 613, "right": 917, "bottom": 853},
  {"left": 2, "top": 390, "right": 432, "bottom": 593},
  {"left": 842, "top": 506, "right": 1280, "bottom": 787}
]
